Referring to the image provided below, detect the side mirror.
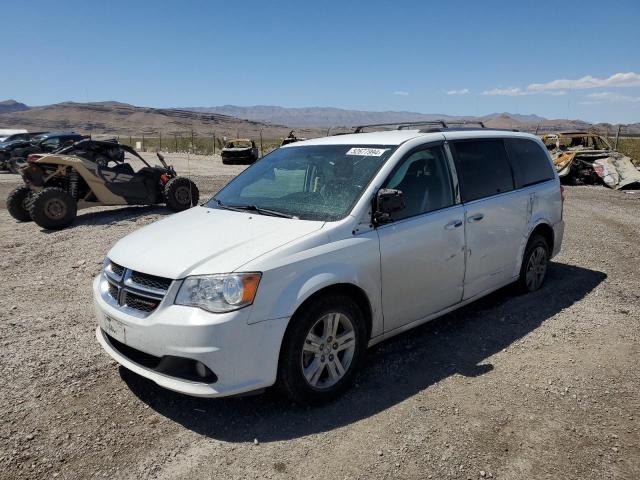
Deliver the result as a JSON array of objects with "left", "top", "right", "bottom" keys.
[{"left": 374, "top": 188, "right": 404, "bottom": 225}]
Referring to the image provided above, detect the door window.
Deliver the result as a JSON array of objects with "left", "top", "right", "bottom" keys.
[
  {"left": 384, "top": 145, "right": 454, "bottom": 220},
  {"left": 451, "top": 140, "right": 514, "bottom": 202},
  {"left": 41, "top": 137, "right": 60, "bottom": 149},
  {"left": 504, "top": 138, "right": 554, "bottom": 188}
]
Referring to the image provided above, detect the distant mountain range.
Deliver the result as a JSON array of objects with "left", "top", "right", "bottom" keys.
[
  {"left": 0, "top": 99, "right": 29, "bottom": 114},
  {"left": 182, "top": 105, "right": 551, "bottom": 129},
  {"left": 0, "top": 101, "right": 310, "bottom": 138},
  {"left": 0, "top": 100, "right": 637, "bottom": 137}
]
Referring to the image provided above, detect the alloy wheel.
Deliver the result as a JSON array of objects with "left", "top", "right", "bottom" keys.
[
  {"left": 525, "top": 245, "right": 547, "bottom": 291},
  {"left": 301, "top": 312, "right": 356, "bottom": 389}
]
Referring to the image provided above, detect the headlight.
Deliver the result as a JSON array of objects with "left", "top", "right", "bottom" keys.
[{"left": 175, "top": 273, "right": 261, "bottom": 313}]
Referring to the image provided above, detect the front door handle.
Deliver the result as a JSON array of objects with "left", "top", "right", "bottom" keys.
[
  {"left": 444, "top": 220, "right": 463, "bottom": 230},
  {"left": 467, "top": 213, "right": 484, "bottom": 223}
]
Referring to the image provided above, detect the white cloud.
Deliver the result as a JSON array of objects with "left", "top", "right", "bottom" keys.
[
  {"left": 586, "top": 91, "right": 640, "bottom": 103},
  {"left": 482, "top": 87, "right": 568, "bottom": 97},
  {"left": 528, "top": 72, "right": 640, "bottom": 91},
  {"left": 392, "top": 90, "right": 409, "bottom": 96},
  {"left": 482, "top": 87, "right": 530, "bottom": 97},
  {"left": 446, "top": 88, "right": 470, "bottom": 95}
]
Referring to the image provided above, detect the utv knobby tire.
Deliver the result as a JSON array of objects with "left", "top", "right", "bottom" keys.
[
  {"left": 516, "top": 234, "right": 550, "bottom": 293},
  {"left": 29, "top": 187, "right": 77, "bottom": 230},
  {"left": 7, "top": 186, "right": 34, "bottom": 222},
  {"left": 164, "top": 177, "right": 199, "bottom": 211},
  {"left": 277, "top": 293, "right": 368, "bottom": 405}
]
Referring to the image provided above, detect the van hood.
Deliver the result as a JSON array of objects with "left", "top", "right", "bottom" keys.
[{"left": 107, "top": 206, "right": 325, "bottom": 279}]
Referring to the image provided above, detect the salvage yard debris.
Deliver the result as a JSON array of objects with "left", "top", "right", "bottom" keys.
[{"left": 541, "top": 132, "right": 640, "bottom": 189}]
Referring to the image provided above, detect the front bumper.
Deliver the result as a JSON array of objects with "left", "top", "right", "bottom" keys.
[{"left": 93, "top": 275, "right": 289, "bottom": 397}]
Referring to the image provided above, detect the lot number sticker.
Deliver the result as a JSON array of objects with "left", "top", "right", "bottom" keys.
[{"left": 346, "top": 148, "right": 388, "bottom": 156}]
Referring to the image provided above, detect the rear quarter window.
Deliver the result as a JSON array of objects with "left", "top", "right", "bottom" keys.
[
  {"left": 451, "top": 139, "right": 514, "bottom": 202},
  {"left": 505, "top": 138, "right": 555, "bottom": 188}
]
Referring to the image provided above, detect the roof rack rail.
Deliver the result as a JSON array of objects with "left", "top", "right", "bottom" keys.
[
  {"left": 353, "top": 121, "right": 447, "bottom": 133},
  {"left": 444, "top": 120, "right": 485, "bottom": 128},
  {"left": 352, "top": 120, "right": 488, "bottom": 134}
]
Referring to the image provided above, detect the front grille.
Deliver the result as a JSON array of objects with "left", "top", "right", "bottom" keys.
[
  {"left": 108, "top": 282, "right": 118, "bottom": 299},
  {"left": 104, "top": 261, "right": 172, "bottom": 315},
  {"left": 110, "top": 262, "right": 125, "bottom": 277},
  {"left": 130, "top": 271, "right": 172, "bottom": 291},
  {"left": 123, "top": 291, "right": 160, "bottom": 312}
]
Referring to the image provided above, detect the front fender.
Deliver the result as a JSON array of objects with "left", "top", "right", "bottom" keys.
[{"left": 246, "top": 233, "right": 383, "bottom": 337}]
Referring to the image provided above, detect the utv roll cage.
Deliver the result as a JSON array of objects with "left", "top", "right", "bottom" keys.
[{"left": 55, "top": 138, "right": 169, "bottom": 169}]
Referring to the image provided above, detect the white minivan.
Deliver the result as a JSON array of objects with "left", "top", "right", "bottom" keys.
[{"left": 94, "top": 126, "right": 564, "bottom": 404}]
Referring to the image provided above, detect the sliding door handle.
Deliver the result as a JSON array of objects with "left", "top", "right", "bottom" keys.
[
  {"left": 467, "top": 213, "right": 484, "bottom": 223},
  {"left": 444, "top": 220, "right": 463, "bottom": 230}
]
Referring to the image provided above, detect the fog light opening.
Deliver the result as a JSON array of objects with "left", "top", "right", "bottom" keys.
[{"left": 195, "top": 361, "right": 209, "bottom": 379}]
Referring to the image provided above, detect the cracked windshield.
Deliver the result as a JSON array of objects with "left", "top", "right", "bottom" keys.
[{"left": 210, "top": 145, "right": 395, "bottom": 220}]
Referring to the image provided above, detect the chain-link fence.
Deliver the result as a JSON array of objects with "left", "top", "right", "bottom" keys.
[
  {"left": 94, "top": 124, "right": 640, "bottom": 165},
  {"left": 99, "top": 131, "right": 286, "bottom": 157}
]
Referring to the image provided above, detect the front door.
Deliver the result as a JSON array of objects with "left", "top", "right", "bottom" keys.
[{"left": 378, "top": 144, "right": 466, "bottom": 332}]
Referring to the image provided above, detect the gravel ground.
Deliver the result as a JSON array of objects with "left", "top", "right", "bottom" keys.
[{"left": 0, "top": 164, "right": 639, "bottom": 480}]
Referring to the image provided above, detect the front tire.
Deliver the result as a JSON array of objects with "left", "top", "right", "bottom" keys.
[
  {"left": 7, "top": 186, "right": 34, "bottom": 222},
  {"left": 29, "top": 187, "right": 77, "bottom": 230},
  {"left": 517, "top": 234, "right": 549, "bottom": 293},
  {"left": 277, "top": 294, "right": 367, "bottom": 405},
  {"left": 164, "top": 177, "right": 199, "bottom": 211}
]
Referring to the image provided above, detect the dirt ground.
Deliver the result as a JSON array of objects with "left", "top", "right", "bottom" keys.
[{"left": 0, "top": 157, "right": 639, "bottom": 479}]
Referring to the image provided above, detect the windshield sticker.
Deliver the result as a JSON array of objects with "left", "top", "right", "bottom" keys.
[{"left": 346, "top": 147, "right": 388, "bottom": 157}]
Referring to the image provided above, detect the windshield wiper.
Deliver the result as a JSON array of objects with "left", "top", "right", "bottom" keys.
[{"left": 214, "top": 200, "right": 296, "bottom": 219}]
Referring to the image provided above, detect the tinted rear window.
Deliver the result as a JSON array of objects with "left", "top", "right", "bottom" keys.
[
  {"left": 505, "top": 138, "right": 554, "bottom": 188},
  {"left": 452, "top": 140, "right": 514, "bottom": 202}
]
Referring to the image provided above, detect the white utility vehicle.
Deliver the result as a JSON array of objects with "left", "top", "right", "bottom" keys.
[{"left": 94, "top": 122, "right": 564, "bottom": 404}]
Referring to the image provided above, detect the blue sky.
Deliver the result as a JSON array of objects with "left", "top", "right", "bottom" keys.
[{"left": 2, "top": 0, "right": 639, "bottom": 123}]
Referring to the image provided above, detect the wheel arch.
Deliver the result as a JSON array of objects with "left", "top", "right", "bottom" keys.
[
  {"left": 277, "top": 281, "right": 374, "bottom": 346},
  {"left": 529, "top": 221, "right": 554, "bottom": 253}
]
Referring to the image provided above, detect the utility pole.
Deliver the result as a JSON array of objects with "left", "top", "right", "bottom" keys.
[{"left": 614, "top": 125, "right": 621, "bottom": 150}]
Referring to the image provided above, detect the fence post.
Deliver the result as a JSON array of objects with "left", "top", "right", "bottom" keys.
[
  {"left": 213, "top": 132, "right": 216, "bottom": 155},
  {"left": 159, "top": 132, "right": 162, "bottom": 152},
  {"left": 174, "top": 134, "right": 178, "bottom": 152},
  {"left": 142, "top": 133, "right": 145, "bottom": 152},
  {"left": 260, "top": 129, "right": 263, "bottom": 158},
  {"left": 129, "top": 135, "right": 132, "bottom": 146},
  {"left": 614, "top": 125, "right": 621, "bottom": 150},
  {"left": 191, "top": 131, "right": 195, "bottom": 154}
]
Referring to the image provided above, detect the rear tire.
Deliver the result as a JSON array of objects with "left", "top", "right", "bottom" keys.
[
  {"left": 516, "top": 234, "right": 549, "bottom": 293},
  {"left": 29, "top": 187, "right": 77, "bottom": 230},
  {"left": 164, "top": 177, "right": 199, "bottom": 211},
  {"left": 7, "top": 186, "right": 34, "bottom": 222},
  {"left": 277, "top": 294, "right": 367, "bottom": 405}
]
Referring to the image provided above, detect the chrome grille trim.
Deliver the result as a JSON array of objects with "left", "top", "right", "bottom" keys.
[{"left": 103, "top": 261, "right": 173, "bottom": 316}]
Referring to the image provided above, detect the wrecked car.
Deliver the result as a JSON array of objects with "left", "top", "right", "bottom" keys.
[
  {"left": 221, "top": 138, "right": 259, "bottom": 165},
  {"left": 2, "top": 131, "right": 85, "bottom": 173},
  {"left": 541, "top": 132, "right": 640, "bottom": 189},
  {"left": 7, "top": 143, "right": 199, "bottom": 230},
  {"left": 280, "top": 130, "right": 307, "bottom": 147}
]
